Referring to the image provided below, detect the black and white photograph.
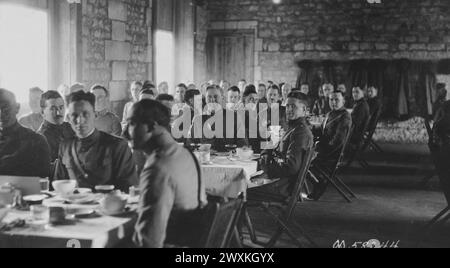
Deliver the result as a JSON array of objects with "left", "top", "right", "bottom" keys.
[{"left": 0, "top": 0, "right": 450, "bottom": 252}]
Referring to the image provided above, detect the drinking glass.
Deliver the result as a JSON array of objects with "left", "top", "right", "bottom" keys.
[
  {"left": 30, "top": 205, "right": 49, "bottom": 230},
  {"left": 40, "top": 178, "right": 50, "bottom": 192}
]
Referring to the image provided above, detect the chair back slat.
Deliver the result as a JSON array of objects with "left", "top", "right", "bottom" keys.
[
  {"left": 199, "top": 194, "right": 244, "bottom": 248},
  {"left": 285, "top": 147, "right": 315, "bottom": 220}
]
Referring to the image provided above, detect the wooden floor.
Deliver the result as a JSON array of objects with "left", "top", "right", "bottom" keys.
[{"left": 244, "top": 145, "right": 450, "bottom": 248}]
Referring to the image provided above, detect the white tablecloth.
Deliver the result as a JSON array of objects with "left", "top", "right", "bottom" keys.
[
  {"left": 202, "top": 157, "right": 258, "bottom": 198},
  {"left": 0, "top": 201, "right": 137, "bottom": 248}
]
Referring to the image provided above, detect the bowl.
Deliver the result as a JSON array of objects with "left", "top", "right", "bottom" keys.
[
  {"left": 236, "top": 148, "right": 254, "bottom": 161},
  {"left": 52, "top": 180, "right": 77, "bottom": 197},
  {"left": 0, "top": 206, "right": 10, "bottom": 222},
  {"left": 99, "top": 194, "right": 127, "bottom": 216},
  {"left": 23, "top": 195, "right": 48, "bottom": 206},
  {"left": 75, "top": 188, "right": 93, "bottom": 194},
  {"left": 95, "top": 185, "right": 115, "bottom": 194}
]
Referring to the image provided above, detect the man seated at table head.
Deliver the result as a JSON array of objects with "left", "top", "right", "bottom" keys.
[
  {"left": 367, "top": 86, "right": 382, "bottom": 133},
  {"left": 188, "top": 85, "right": 248, "bottom": 152},
  {"left": 0, "top": 88, "right": 51, "bottom": 178},
  {"left": 19, "top": 87, "right": 44, "bottom": 132},
  {"left": 90, "top": 84, "right": 122, "bottom": 137},
  {"left": 124, "top": 99, "right": 207, "bottom": 248},
  {"left": 57, "top": 91, "right": 138, "bottom": 192},
  {"left": 248, "top": 91, "right": 313, "bottom": 202},
  {"left": 37, "top": 91, "right": 75, "bottom": 162},
  {"left": 309, "top": 90, "right": 352, "bottom": 200}
]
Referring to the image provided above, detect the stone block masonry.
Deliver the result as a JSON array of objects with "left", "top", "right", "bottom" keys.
[
  {"left": 203, "top": 0, "right": 450, "bottom": 84},
  {"left": 81, "top": 0, "right": 152, "bottom": 118}
]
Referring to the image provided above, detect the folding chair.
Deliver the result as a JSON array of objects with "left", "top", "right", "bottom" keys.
[
  {"left": 311, "top": 126, "right": 357, "bottom": 203},
  {"left": 198, "top": 194, "right": 245, "bottom": 248},
  {"left": 420, "top": 118, "right": 439, "bottom": 188},
  {"left": 423, "top": 149, "right": 450, "bottom": 231},
  {"left": 245, "top": 147, "right": 317, "bottom": 248},
  {"left": 346, "top": 109, "right": 383, "bottom": 169}
]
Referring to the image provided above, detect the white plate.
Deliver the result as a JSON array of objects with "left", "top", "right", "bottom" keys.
[
  {"left": 63, "top": 193, "right": 98, "bottom": 204},
  {"left": 23, "top": 194, "right": 48, "bottom": 203},
  {"left": 97, "top": 207, "right": 135, "bottom": 217},
  {"left": 66, "top": 208, "right": 95, "bottom": 218}
]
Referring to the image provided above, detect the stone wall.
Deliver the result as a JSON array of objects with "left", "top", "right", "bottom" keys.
[
  {"left": 195, "top": 5, "right": 209, "bottom": 84},
  {"left": 81, "top": 0, "right": 152, "bottom": 117},
  {"left": 203, "top": 0, "right": 450, "bottom": 84}
]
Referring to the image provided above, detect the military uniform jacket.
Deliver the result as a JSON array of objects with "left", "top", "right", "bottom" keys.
[
  {"left": 58, "top": 129, "right": 138, "bottom": 191},
  {"left": 0, "top": 122, "right": 51, "bottom": 178}
]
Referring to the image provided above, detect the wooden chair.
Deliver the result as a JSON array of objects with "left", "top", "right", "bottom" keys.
[
  {"left": 198, "top": 194, "right": 245, "bottom": 248},
  {"left": 312, "top": 125, "right": 357, "bottom": 203},
  {"left": 423, "top": 147, "right": 450, "bottom": 231},
  {"left": 346, "top": 110, "right": 383, "bottom": 169},
  {"left": 245, "top": 147, "right": 317, "bottom": 248},
  {"left": 420, "top": 118, "right": 439, "bottom": 188}
]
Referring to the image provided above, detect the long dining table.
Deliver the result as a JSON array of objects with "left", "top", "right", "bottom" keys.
[{"left": 0, "top": 155, "right": 260, "bottom": 248}]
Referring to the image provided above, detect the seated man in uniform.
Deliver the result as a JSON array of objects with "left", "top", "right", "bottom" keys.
[
  {"left": 57, "top": 91, "right": 137, "bottom": 192},
  {"left": 125, "top": 100, "right": 207, "bottom": 248},
  {"left": 19, "top": 87, "right": 44, "bottom": 132},
  {"left": 188, "top": 85, "right": 248, "bottom": 152},
  {"left": 90, "top": 85, "right": 122, "bottom": 136},
  {"left": 348, "top": 86, "right": 370, "bottom": 151},
  {"left": 38, "top": 91, "right": 75, "bottom": 162},
  {"left": 367, "top": 86, "right": 382, "bottom": 133},
  {"left": 248, "top": 92, "right": 313, "bottom": 202},
  {"left": 432, "top": 101, "right": 450, "bottom": 203},
  {"left": 0, "top": 88, "right": 51, "bottom": 177},
  {"left": 309, "top": 90, "right": 352, "bottom": 200}
]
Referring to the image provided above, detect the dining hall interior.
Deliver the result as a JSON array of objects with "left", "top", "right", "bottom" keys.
[{"left": 1, "top": 0, "right": 450, "bottom": 249}]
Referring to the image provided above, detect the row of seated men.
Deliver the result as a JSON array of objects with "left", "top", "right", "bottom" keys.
[{"left": 0, "top": 82, "right": 381, "bottom": 247}]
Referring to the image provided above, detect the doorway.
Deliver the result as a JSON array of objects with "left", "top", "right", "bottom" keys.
[{"left": 206, "top": 30, "right": 255, "bottom": 85}]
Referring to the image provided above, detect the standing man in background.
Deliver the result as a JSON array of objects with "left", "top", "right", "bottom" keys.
[{"left": 19, "top": 87, "right": 44, "bottom": 132}]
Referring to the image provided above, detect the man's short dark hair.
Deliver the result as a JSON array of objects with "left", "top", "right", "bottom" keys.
[
  {"left": 41, "top": 91, "right": 63, "bottom": 108},
  {"left": 140, "top": 89, "right": 155, "bottom": 96},
  {"left": 330, "top": 90, "right": 345, "bottom": 97},
  {"left": 176, "top": 83, "right": 188, "bottom": 90},
  {"left": 243, "top": 85, "right": 257, "bottom": 98},
  {"left": 156, "top": 94, "right": 174, "bottom": 102},
  {"left": 132, "top": 99, "right": 171, "bottom": 130},
  {"left": 258, "top": 83, "right": 266, "bottom": 88},
  {"left": 185, "top": 89, "right": 201, "bottom": 103},
  {"left": 268, "top": 85, "right": 281, "bottom": 95},
  {"left": 287, "top": 91, "right": 309, "bottom": 106},
  {"left": 68, "top": 91, "right": 96, "bottom": 109},
  {"left": 228, "top": 86, "right": 240, "bottom": 94},
  {"left": 206, "top": 85, "right": 220, "bottom": 93},
  {"left": 91, "top": 84, "right": 109, "bottom": 96},
  {"left": 143, "top": 82, "right": 156, "bottom": 91},
  {"left": 0, "top": 88, "right": 16, "bottom": 106}
]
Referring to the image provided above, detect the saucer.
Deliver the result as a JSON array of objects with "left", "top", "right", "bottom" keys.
[{"left": 97, "top": 207, "right": 135, "bottom": 217}]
